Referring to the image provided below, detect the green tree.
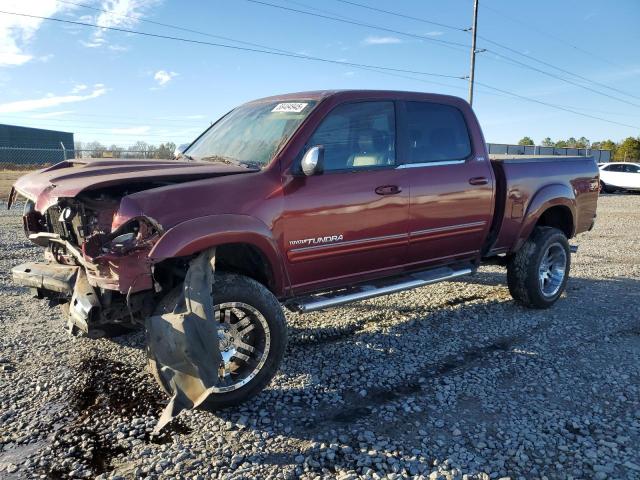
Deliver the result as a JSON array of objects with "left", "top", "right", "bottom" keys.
[
  {"left": 518, "top": 136, "right": 534, "bottom": 146},
  {"left": 614, "top": 137, "right": 640, "bottom": 161},
  {"left": 555, "top": 140, "right": 568, "bottom": 148},
  {"left": 576, "top": 136, "right": 590, "bottom": 148},
  {"left": 563, "top": 137, "right": 590, "bottom": 149},
  {"left": 541, "top": 137, "right": 554, "bottom": 147},
  {"left": 591, "top": 139, "right": 617, "bottom": 157}
]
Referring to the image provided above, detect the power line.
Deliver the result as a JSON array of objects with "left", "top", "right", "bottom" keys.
[
  {"left": 0, "top": 10, "right": 464, "bottom": 80},
  {"left": 241, "top": 0, "right": 470, "bottom": 51},
  {"left": 351, "top": 62, "right": 640, "bottom": 130},
  {"left": 478, "top": 2, "right": 625, "bottom": 69},
  {"left": 475, "top": 81, "right": 639, "bottom": 130},
  {"left": 483, "top": 48, "right": 640, "bottom": 109},
  {"left": 320, "top": 0, "right": 640, "bottom": 106},
  {"left": 56, "top": 0, "right": 302, "bottom": 56},
  {"left": 477, "top": 35, "right": 640, "bottom": 102},
  {"left": 2, "top": 9, "right": 637, "bottom": 131},
  {"left": 4, "top": 115, "right": 208, "bottom": 127},
  {"left": 331, "top": 0, "right": 463, "bottom": 32}
]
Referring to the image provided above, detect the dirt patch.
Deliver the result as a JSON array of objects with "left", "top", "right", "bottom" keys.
[{"left": 0, "top": 171, "right": 27, "bottom": 201}]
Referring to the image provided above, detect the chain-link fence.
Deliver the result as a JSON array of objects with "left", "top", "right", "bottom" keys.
[
  {"left": 0, "top": 146, "right": 174, "bottom": 170},
  {"left": 487, "top": 143, "right": 612, "bottom": 163},
  {"left": 0, "top": 144, "right": 616, "bottom": 171}
]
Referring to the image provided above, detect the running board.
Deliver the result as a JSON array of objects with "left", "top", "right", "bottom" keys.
[{"left": 288, "top": 265, "right": 474, "bottom": 313}]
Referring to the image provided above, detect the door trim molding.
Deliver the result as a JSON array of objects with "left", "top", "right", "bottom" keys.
[
  {"left": 409, "top": 220, "right": 487, "bottom": 241},
  {"left": 397, "top": 159, "right": 466, "bottom": 169}
]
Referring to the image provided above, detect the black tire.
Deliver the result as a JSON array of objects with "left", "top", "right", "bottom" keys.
[
  {"left": 600, "top": 181, "right": 614, "bottom": 194},
  {"left": 506, "top": 227, "right": 571, "bottom": 309},
  {"left": 148, "top": 272, "right": 287, "bottom": 409}
]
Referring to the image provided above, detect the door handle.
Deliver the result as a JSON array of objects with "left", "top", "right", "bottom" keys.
[
  {"left": 469, "top": 177, "right": 488, "bottom": 186},
  {"left": 375, "top": 185, "right": 401, "bottom": 195}
]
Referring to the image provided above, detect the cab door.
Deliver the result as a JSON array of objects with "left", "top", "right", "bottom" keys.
[
  {"left": 281, "top": 101, "right": 410, "bottom": 294},
  {"left": 399, "top": 100, "right": 494, "bottom": 268}
]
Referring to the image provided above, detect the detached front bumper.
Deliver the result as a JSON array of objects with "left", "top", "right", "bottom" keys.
[
  {"left": 12, "top": 261, "right": 102, "bottom": 338},
  {"left": 11, "top": 262, "right": 78, "bottom": 295}
]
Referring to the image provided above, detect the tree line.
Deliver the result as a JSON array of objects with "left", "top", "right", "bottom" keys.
[
  {"left": 73, "top": 141, "right": 177, "bottom": 159},
  {"left": 517, "top": 136, "right": 640, "bottom": 161}
]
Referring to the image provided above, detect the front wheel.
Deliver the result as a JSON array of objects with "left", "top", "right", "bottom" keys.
[
  {"left": 507, "top": 227, "right": 571, "bottom": 309},
  {"left": 600, "top": 181, "right": 615, "bottom": 194},
  {"left": 149, "top": 273, "right": 287, "bottom": 409}
]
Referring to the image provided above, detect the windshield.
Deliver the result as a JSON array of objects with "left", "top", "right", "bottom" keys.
[{"left": 186, "top": 100, "right": 317, "bottom": 167}]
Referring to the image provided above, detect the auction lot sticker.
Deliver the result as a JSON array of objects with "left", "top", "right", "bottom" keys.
[{"left": 272, "top": 102, "right": 308, "bottom": 113}]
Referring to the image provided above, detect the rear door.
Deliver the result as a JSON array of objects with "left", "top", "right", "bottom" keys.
[
  {"left": 282, "top": 101, "right": 410, "bottom": 293},
  {"left": 621, "top": 164, "right": 640, "bottom": 189},
  {"left": 398, "top": 100, "right": 494, "bottom": 268}
]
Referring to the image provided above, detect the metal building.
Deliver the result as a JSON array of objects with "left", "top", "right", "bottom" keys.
[{"left": 0, "top": 124, "right": 74, "bottom": 166}]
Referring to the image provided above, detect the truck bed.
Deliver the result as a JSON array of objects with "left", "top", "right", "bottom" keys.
[{"left": 487, "top": 154, "right": 599, "bottom": 255}]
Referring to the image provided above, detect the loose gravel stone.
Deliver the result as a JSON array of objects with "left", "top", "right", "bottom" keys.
[{"left": 0, "top": 194, "right": 639, "bottom": 479}]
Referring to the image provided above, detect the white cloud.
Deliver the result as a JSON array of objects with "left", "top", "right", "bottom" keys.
[
  {"left": 153, "top": 70, "right": 178, "bottom": 86},
  {"left": 362, "top": 36, "right": 402, "bottom": 45},
  {"left": 425, "top": 31, "right": 444, "bottom": 37},
  {"left": 71, "top": 83, "right": 88, "bottom": 93},
  {"left": 0, "top": 84, "right": 107, "bottom": 113},
  {"left": 110, "top": 126, "right": 150, "bottom": 135},
  {"left": 31, "top": 110, "right": 75, "bottom": 118},
  {"left": 85, "top": 0, "right": 163, "bottom": 48},
  {"left": 0, "top": 0, "right": 64, "bottom": 67}
]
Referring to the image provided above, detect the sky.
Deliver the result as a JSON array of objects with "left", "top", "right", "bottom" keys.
[{"left": 0, "top": 0, "right": 639, "bottom": 148}]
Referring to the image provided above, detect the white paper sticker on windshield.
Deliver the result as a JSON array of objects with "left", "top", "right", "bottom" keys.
[{"left": 272, "top": 102, "right": 308, "bottom": 113}]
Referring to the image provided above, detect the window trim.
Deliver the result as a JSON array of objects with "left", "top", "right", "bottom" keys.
[
  {"left": 295, "top": 99, "right": 399, "bottom": 175},
  {"left": 397, "top": 100, "right": 474, "bottom": 167}
]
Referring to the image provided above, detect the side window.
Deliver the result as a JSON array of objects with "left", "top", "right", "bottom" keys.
[
  {"left": 608, "top": 164, "right": 623, "bottom": 172},
  {"left": 624, "top": 164, "right": 639, "bottom": 173},
  {"left": 306, "top": 101, "right": 395, "bottom": 171},
  {"left": 404, "top": 101, "right": 471, "bottom": 163}
]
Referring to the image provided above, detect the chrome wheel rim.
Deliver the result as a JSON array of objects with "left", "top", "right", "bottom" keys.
[
  {"left": 211, "top": 302, "right": 271, "bottom": 393},
  {"left": 538, "top": 243, "right": 567, "bottom": 298}
]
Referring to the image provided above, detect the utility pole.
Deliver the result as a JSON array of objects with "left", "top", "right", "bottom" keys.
[{"left": 468, "top": 0, "right": 479, "bottom": 106}]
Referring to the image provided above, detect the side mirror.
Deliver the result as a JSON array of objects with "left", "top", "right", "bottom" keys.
[
  {"left": 300, "top": 146, "right": 324, "bottom": 176},
  {"left": 174, "top": 143, "right": 190, "bottom": 159}
]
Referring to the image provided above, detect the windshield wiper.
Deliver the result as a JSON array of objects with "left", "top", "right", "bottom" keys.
[{"left": 200, "top": 155, "right": 260, "bottom": 170}]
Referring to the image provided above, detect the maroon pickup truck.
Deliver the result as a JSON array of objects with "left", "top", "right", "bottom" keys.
[{"left": 9, "top": 90, "right": 599, "bottom": 411}]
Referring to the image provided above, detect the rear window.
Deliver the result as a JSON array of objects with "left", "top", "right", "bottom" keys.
[{"left": 404, "top": 101, "right": 471, "bottom": 163}]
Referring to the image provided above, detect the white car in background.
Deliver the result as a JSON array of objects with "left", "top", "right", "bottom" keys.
[{"left": 599, "top": 162, "right": 640, "bottom": 193}]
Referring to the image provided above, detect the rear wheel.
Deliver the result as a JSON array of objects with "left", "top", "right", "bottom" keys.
[
  {"left": 507, "top": 227, "right": 571, "bottom": 309},
  {"left": 149, "top": 273, "right": 287, "bottom": 409}
]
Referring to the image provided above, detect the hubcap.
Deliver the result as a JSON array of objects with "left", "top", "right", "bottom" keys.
[
  {"left": 538, "top": 242, "right": 567, "bottom": 298},
  {"left": 211, "top": 302, "right": 271, "bottom": 393}
]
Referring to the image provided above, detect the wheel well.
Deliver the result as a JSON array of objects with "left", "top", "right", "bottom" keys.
[
  {"left": 536, "top": 206, "right": 574, "bottom": 238},
  {"left": 214, "top": 243, "right": 274, "bottom": 291},
  {"left": 153, "top": 243, "right": 275, "bottom": 294}
]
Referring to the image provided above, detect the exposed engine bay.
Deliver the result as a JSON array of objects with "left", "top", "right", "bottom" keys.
[{"left": 14, "top": 183, "right": 178, "bottom": 338}]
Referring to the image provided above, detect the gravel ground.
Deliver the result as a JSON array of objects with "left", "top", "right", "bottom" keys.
[{"left": 1, "top": 194, "right": 639, "bottom": 480}]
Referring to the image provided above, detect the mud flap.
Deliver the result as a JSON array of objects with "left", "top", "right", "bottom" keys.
[{"left": 146, "top": 248, "right": 222, "bottom": 432}]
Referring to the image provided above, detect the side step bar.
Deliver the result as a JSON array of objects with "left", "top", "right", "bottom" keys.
[{"left": 289, "top": 265, "right": 473, "bottom": 313}]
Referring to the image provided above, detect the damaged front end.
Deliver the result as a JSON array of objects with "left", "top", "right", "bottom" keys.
[{"left": 12, "top": 191, "right": 163, "bottom": 338}]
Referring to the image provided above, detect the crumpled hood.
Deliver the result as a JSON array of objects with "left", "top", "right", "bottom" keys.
[{"left": 12, "top": 158, "right": 256, "bottom": 212}]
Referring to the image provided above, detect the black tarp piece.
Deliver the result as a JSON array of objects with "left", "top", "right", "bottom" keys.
[{"left": 146, "top": 249, "right": 222, "bottom": 432}]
